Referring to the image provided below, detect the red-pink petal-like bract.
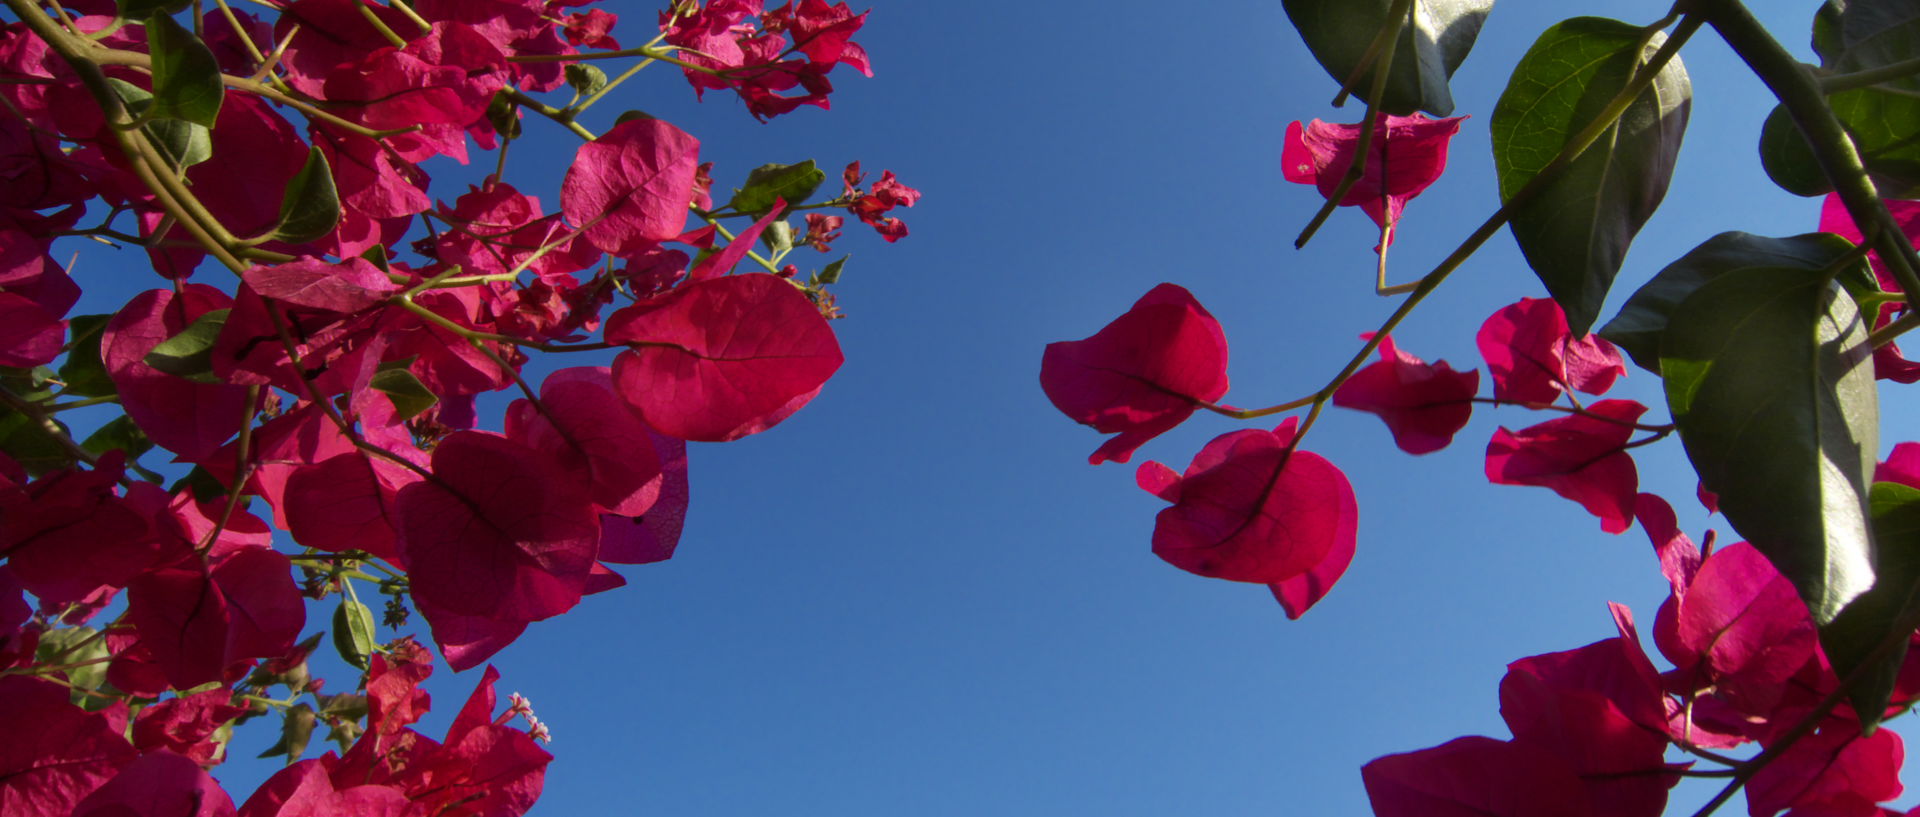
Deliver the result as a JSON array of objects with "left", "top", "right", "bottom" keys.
[
  {"left": 1332, "top": 333, "right": 1478, "bottom": 455},
  {"left": 0, "top": 677, "right": 136, "bottom": 817},
  {"left": 561, "top": 117, "right": 700, "bottom": 256},
  {"left": 1140, "top": 418, "right": 1358, "bottom": 587},
  {"left": 1282, "top": 113, "right": 1465, "bottom": 247},
  {"left": 1041, "top": 283, "right": 1229, "bottom": 465},
  {"left": 1485, "top": 399, "right": 1646, "bottom": 533},
  {"left": 395, "top": 431, "right": 599, "bottom": 625},
  {"left": 1363, "top": 735, "right": 1594, "bottom": 817},
  {"left": 607, "top": 272, "right": 842, "bottom": 442},
  {"left": 1477, "top": 297, "right": 1626, "bottom": 404}
]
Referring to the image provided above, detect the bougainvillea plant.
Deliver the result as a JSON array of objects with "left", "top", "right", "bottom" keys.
[
  {"left": 1042, "top": 0, "right": 1920, "bottom": 815},
  {"left": 0, "top": 0, "right": 915, "bottom": 814}
]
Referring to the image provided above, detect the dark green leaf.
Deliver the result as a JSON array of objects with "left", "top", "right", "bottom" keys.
[
  {"left": 57, "top": 314, "right": 116, "bottom": 398},
  {"left": 485, "top": 92, "right": 522, "bottom": 140},
  {"left": 1833, "top": 0, "right": 1920, "bottom": 90},
  {"left": 0, "top": 406, "right": 75, "bottom": 476},
  {"left": 107, "top": 78, "right": 211, "bottom": 170},
  {"left": 145, "top": 13, "right": 223, "bottom": 127},
  {"left": 142, "top": 308, "right": 228, "bottom": 383},
  {"left": 1814, "top": 0, "right": 1847, "bottom": 66},
  {"left": 267, "top": 147, "right": 341, "bottom": 244},
  {"left": 36, "top": 627, "right": 108, "bottom": 694},
  {"left": 1600, "top": 232, "right": 1869, "bottom": 371},
  {"left": 1491, "top": 17, "right": 1691, "bottom": 336},
  {"left": 817, "top": 255, "right": 847, "bottom": 285},
  {"left": 1661, "top": 267, "right": 1878, "bottom": 625},
  {"left": 360, "top": 244, "right": 390, "bottom": 272},
  {"left": 331, "top": 599, "right": 378, "bottom": 670},
  {"left": 614, "top": 109, "right": 656, "bottom": 125},
  {"left": 1821, "top": 482, "right": 1920, "bottom": 731},
  {"left": 565, "top": 63, "right": 608, "bottom": 96},
  {"left": 1760, "top": 104, "right": 1835, "bottom": 197},
  {"left": 1826, "top": 87, "right": 1920, "bottom": 198},
  {"left": 170, "top": 465, "right": 229, "bottom": 502},
  {"left": 1281, "top": 0, "right": 1494, "bottom": 116},
  {"left": 729, "top": 160, "right": 825, "bottom": 215},
  {"left": 119, "top": 0, "right": 191, "bottom": 17},
  {"left": 81, "top": 415, "right": 152, "bottom": 461},
  {"left": 258, "top": 703, "right": 315, "bottom": 762},
  {"left": 369, "top": 367, "right": 437, "bottom": 421},
  {"left": 762, "top": 220, "right": 795, "bottom": 254}
]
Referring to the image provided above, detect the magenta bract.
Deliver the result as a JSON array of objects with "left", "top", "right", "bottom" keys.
[
  {"left": 607, "top": 272, "right": 843, "bottom": 442},
  {"left": 1041, "top": 283, "right": 1229, "bottom": 465},
  {"left": 1477, "top": 298, "right": 1626, "bottom": 404},
  {"left": 1140, "top": 419, "right": 1358, "bottom": 587},
  {"left": 1282, "top": 113, "right": 1464, "bottom": 247},
  {"left": 1485, "top": 399, "right": 1646, "bottom": 533},
  {"left": 1333, "top": 333, "right": 1478, "bottom": 455},
  {"left": 561, "top": 117, "right": 701, "bottom": 256}
]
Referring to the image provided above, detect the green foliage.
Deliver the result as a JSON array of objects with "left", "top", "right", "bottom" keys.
[
  {"left": 1491, "top": 17, "right": 1690, "bottom": 336},
  {"left": 107, "top": 78, "right": 212, "bottom": 170},
  {"left": 145, "top": 13, "right": 223, "bottom": 128},
  {"left": 1661, "top": 267, "right": 1878, "bottom": 626},
  {"left": 332, "top": 598, "right": 379, "bottom": 671},
  {"left": 1601, "top": 231, "right": 1871, "bottom": 371},
  {"left": 267, "top": 147, "right": 342, "bottom": 244},
  {"left": 730, "top": 160, "right": 827, "bottom": 215},
  {"left": 56, "top": 315, "right": 117, "bottom": 399},
  {"left": 369, "top": 366, "right": 438, "bottom": 421},
  {"left": 1281, "top": 0, "right": 1493, "bottom": 117},
  {"left": 1822, "top": 482, "right": 1920, "bottom": 733},
  {"left": 142, "top": 308, "right": 230, "bottom": 383}
]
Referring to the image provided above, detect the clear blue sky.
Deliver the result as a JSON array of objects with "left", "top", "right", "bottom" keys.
[{"left": 149, "top": 1, "right": 1920, "bottom": 814}]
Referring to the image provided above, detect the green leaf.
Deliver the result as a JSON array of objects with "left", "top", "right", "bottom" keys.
[
  {"left": 36, "top": 627, "right": 109, "bottom": 696},
  {"left": 762, "top": 220, "right": 795, "bottom": 255},
  {"left": 1660, "top": 266, "right": 1879, "bottom": 625},
  {"left": 258, "top": 702, "right": 315, "bottom": 762},
  {"left": 485, "top": 92, "right": 522, "bottom": 140},
  {"left": 1600, "top": 232, "right": 1870, "bottom": 372},
  {"left": 565, "top": 63, "right": 608, "bottom": 96},
  {"left": 729, "top": 160, "right": 826, "bottom": 216},
  {"left": 57, "top": 314, "right": 117, "bottom": 399},
  {"left": 119, "top": 0, "right": 191, "bottom": 17},
  {"left": 1759, "top": 104, "right": 1835, "bottom": 197},
  {"left": 1820, "top": 482, "right": 1920, "bottom": 731},
  {"left": 1491, "top": 17, "right": 1691, "bottom": 336},
  {"left": 331, "top": 599, "right": 378, "bottom": 671},
  {"left": 1832, "top": 0, "right": 1920, "bottom": 90},
  {"left": 81, "top": 415, "right": 153, "bottom": 461},
  {"left": 1281, "top": 0, "right": 1494, "bottom": 117},
  {"left": 817, "top": 255, "right": 847, "bottom": 285},
  {"left": 170, "top": 465, "right": 229, "bottom": 502},
  {"left": 1826, "top": 87, "right": 1920, "bottom": 198},
  {"left": 0, "top": 405, "right": 75, "bottom": 476},
  {"left": 369, "top": 367, "right": 437, "bottom": 421},
  {"left": 142, "top": 308, "right": 229, "bottom": 383},
  {"left": 107, "top": 78, "right": 211, "bottom": 170},
  {"left": 360, "top": 244, "right": 390, "bottom": 272},
  {"left": 145, "top": 13, "right": 223, "bottom": 127},
  {"left": 1814, "top": 0, "right": 1847, "bottom": 66},
  {"left": 267, "top": 147, "right": 341, "bottom": 244}
]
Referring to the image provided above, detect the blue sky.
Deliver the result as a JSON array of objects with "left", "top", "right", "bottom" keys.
[{"left": 140, "top": 0, "right": 1920, "bottom": 814}]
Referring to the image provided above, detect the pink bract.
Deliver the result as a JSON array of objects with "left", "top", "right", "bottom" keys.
[
  {"left": 1139, "top": 418, "right": 1358, "bottom": 588},
  {"left": 1485, "top": 399, "right": 1646, "bottom": 534},
  {"left": 607, "top": 272, "right": 843, "bottom": 442},
  {"left": 1332, "top": 333, "right": 1478, "bottom": 455},
  {"left": 1477, "top": 298, "right": 1626, "bottom": 404},
  {"left": 1041, "top": 283, "right": 1230, "bottom": 465},
  {"left": 1282, "top": 113, "right": 1464, "bottom": 248},
  {"left": 561, "top": 117, "right": 701, "bottom": 257}
]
